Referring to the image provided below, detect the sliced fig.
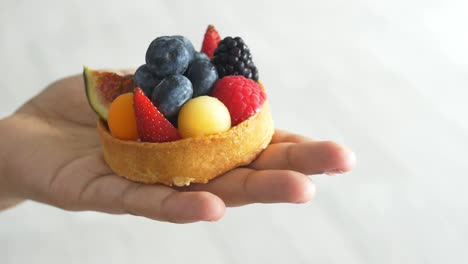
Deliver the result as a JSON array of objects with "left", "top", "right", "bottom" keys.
[{"left": 83, "top": 66, "right": 134, "bottom": 120}]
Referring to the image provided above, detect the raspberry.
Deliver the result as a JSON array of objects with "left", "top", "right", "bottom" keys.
[
  {"left": 212, "top": 36, "right": 259, "bottom": 81},
  {"left": 211, "top": 76, "right": 266, "bottom": 125}
]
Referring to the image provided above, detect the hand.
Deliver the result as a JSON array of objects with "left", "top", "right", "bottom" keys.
[{"left": 0, "top": 72, "right": 356, "bottom": 223}]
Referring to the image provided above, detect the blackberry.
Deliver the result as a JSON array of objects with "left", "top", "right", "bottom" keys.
[{"left": 212, "top": 36, "right": 259, "bottom": 81}]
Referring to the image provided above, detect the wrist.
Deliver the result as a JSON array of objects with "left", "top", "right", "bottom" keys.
[{"left": 0, "top": 115, "right": 24, "bottom": 210}]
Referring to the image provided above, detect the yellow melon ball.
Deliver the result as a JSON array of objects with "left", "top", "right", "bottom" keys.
[
  {"left": 178, "top": 96, "right": 231, "bottom": 138},
  {"left": 107, "top": 93, "right": 139, "bottom": 140}
]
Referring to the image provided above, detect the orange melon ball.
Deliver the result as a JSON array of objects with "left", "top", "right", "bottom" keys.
[{"left": 107, "top": 93, "right": 139, "bottom": 140}]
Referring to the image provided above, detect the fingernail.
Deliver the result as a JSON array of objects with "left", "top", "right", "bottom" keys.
[
  {"left": 297, "top": 180, "right": 316, "bottom": 203},
  {"left": 325, "top": 150, "right": 356, "bottom": 175},
  {"left": 347, "top": 151, "right": 357, "bottom": 169},
  {"left": 325, "top": 169, "right": 346, "bottom": 176}
]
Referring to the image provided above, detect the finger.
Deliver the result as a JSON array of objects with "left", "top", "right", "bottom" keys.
[
  {"left": 271, "top": 129, "right": 314, "bottom": 144},
  {"left": 75, "top": 175, "right": 225, "bottom": 223},
  {"left": 187, "top": 168, "right": 315, "bottom": 207},
  {"left": 249, "top": 141, "right": 356, "bottom": 175}
]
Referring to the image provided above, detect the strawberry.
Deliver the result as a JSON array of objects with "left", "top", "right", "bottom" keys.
[
  {"left": 211, "top": 76, "right": 267, "bottom": 126},
  {"left": 201, "top": 25, "right": 221, "bottom": 59},
  {"left": 133, "top": 87, "right": 180, "bottom": 142}
]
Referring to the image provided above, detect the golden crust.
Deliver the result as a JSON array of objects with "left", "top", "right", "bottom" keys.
[{"left": 97, "top": 101, "right": 274, "bottom": 186}]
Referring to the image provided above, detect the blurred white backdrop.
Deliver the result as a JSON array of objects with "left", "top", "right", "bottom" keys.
[{"left": 1, "top": 0, "right": 467, "bottom": 263}]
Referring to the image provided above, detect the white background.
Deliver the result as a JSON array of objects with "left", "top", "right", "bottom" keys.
[{"left": 1, "top": 0, "right": 467, "bottom": 263}]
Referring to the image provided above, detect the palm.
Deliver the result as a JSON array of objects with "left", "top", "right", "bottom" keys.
[{"left": 16, "top": 73, "right": 355, "bottom": 223}]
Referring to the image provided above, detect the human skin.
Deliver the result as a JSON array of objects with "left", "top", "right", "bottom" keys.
[{"left": 0, "top": 72, "right": 356, "bottom": 223}]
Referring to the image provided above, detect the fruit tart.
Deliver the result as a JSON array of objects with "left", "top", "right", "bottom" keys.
[{"left": 84, "top": 25, "right": 274, "bottom": 186}]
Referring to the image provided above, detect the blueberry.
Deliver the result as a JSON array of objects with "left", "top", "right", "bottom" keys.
[
  {"left": 185, "top": 59, "right": 218, "bottom": 97},
  {"left": 174, "top": 35, "right": 196, "bottom": 62},
  {"left": 193, "top": 51, "right": 209, "bottom": 62},
  {"left": 151, "top": 75, "right": 193, "bottom": 118},
  {"left": 145, "top": 36, "right": 191, "bottom": 78},
  {"left": 182, "top": 52, "right": 209, "bottom": 75},
  {"left": 134, "top": 64, "right": 161, "bottom": 97}
]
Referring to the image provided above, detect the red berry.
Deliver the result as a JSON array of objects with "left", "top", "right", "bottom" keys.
[
  {"left": 133, "top": 87, "right": 180, "bottom": 142},
  {"left": 201, "top": 25, "right": 221, "bottom": 59},
  {"left": 212, "top": 76, "right": 267, "bottom": 126}
]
